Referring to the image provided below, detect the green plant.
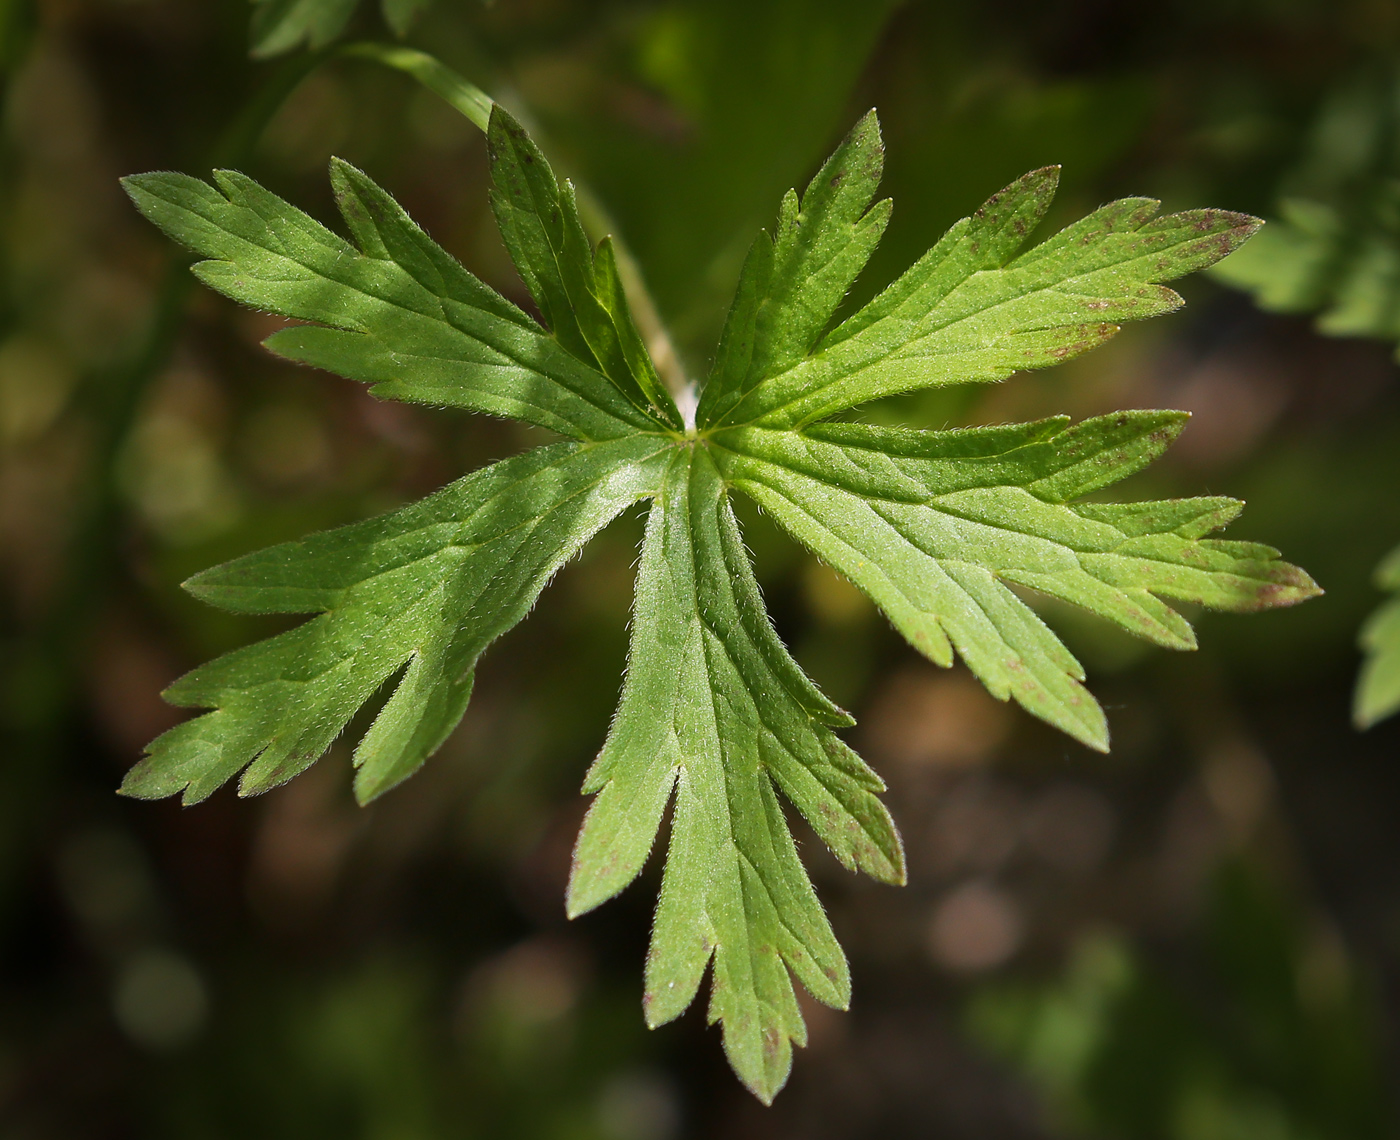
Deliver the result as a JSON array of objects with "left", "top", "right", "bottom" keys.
[
  {"left": 1356, "top": 543, "right": 1400, "bottom": 727},
  {"left": 121, "top": 87, "right": 1318, "bottom": 1100},
  {"left": 250, "top": 0, "right": 431, "bottom": 57},
  {"left": 969, "top": 864, "right": 1391, "bottom": 1140},
  {"left": 1213, "top": 65, "right": 1400, "bottom": 729}
]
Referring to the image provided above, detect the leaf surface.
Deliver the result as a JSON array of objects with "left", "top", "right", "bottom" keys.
[
  {"left": 124, "top": 436, "right": 671, "bottom": 806},
  {"left": 124, "top": 107, "right": 1319, "bottom": 1101},
  {"left": 712, "top": 412, "right": 1318, "bottom": 749},
  {"left": 568, "top": 447, "right": 902, "bottom": 1103},
  {"left": 703, "top": 161, "right": 1259, "bottom": 429},
  {"left": 122, "top": 158, "right": 659, "bottom": 443},
  {"left": 487, "top": 107, "right": 682, "bottom": 429}
]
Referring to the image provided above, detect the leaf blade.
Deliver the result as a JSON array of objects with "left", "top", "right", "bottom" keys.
[
  {"left": 486, "top": 106, "right": 682, "bottom": 429},
  {"left": 121, "top": 165, "right": 658, "bottom": 442},
  {"left": 567, "top": 447, "right": 903, "bottom": 1103},
  {"left": 713, "top": 411, "right": 1320, "bottom": 750},
  {"left": 697, "top": 109, "right": 890, "bottom": 427},
  {"left": 706, "top": 155, "right": 1260, "bottom": 428},
  {"left": 249, "top": 0, "right": 357, "bottom": 57},
  {"left": 124, "top": 436, "right": 673, "bottom": 806},
  {"left": 1356, "top": 542, "right": 1400, "bottom": 729}
]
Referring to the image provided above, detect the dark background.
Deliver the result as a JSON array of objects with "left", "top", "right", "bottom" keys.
[{"left": 2, "top": 1, "right": 1400, "bottom": 1137}]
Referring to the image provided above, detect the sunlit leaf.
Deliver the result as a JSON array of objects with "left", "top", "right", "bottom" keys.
[{"left": 124, "top": 106, "right": 1317, "bottom": 1102}]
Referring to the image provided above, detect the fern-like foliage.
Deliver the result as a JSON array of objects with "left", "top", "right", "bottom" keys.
[{"left": 121, "top": 107, "right": 1318, "bottom": 1100}]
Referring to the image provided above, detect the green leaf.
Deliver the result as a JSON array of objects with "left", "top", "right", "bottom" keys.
[
  {"left": 249, "top": 0, "right": 357, "bottom": 58},
  {"left": 123, "top": 436, "right": 672, "bottom": 806},
  {"left": 712, "top": 411, "right": 1319, "bottom": 750},
  {"left": 124, "top": 106, "right": 1318, "bottom": 1101},
  {"left": 486, "top": 106, "right": 682, "bottom": 429},
  {"left": 121, "top": 160, "right": 660, "bottom": 442},
  {"left": 247, "top": 0, "right": 436, "bottom": 55},
  {"left": 697, "top": 109, "right": 890, "bottom": 427},
  {"left": 1356, "top": 543, "right": 1400, "bottom": 729},
  {"left": 1213, "top": 192, "right": 1400, "bottom": 351},
  {"left": 702, "top": 161, "right": 1259, "bottom": 430},
  {"left": 1212, "top": 68, "right": 1400, "bottom": 359},
  {"left": 1207, "top": 68, "right": 1399, "bottom": 732},
  {"left": 380, "top": 0, "right": 430, "bottom": 38},
  {"left": 568, "top": 447, "right": 902, "bottom": 1103}
]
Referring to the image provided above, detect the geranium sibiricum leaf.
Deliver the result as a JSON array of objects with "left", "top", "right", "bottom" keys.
[
  {"left": 122, "top": 103, "right": 1319, "bottom": 1103},
  {"left": 1356, "top": 542, "right": 1400, "bottom": 729}
]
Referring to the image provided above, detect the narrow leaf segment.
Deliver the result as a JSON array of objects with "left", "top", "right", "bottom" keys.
[
  {"left": 568, "top": 447, "right": 903, "bottom": 1100},
  {"left": 123, "top": 105, "right": 1318, "bottom": 1102}
]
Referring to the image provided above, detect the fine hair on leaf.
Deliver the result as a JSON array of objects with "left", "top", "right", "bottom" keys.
[{"left": 122, "top": 102, "right": 1320, "bottom": 1102}]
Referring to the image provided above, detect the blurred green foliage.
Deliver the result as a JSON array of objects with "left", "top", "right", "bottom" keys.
[
  {"left": 1209, "top": 64, "right": 1400, "bottom": 729},
  {"left": 970, "top": 863, "right": 1390, "bottom": 1140},
  {"left": 1214, "top": 65, "right": 1400, "bottom": 355}
]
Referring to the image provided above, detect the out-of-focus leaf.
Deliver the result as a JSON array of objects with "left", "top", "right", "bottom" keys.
[
  {"left": 558, "top": 0, "right": 903, "bottom": 352},
  {"left": 1214, "top": 66, "right": 1400, "bottom": 357},
  {"left": 380, "top": 0, "right": 430, "bottom": 38},
  {"left": 248, "top": 0, "right": 434, "bottom": 57},
  {"left": 249, "top": 0, "right": 358, "bottom": 58},
  {"left": 1212, "top": 66, "right": 1400, "bottom": 730},
  {"left": 1356, "top": 542, "right": 1400, "bottom": 728},
  {"left": 969, "top": 864, "right": 1393, "bottom": 1140}
]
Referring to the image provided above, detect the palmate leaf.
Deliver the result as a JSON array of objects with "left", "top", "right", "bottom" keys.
[{"left": 123, "top": 104, "right": 1319, "bottom": 1102}]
